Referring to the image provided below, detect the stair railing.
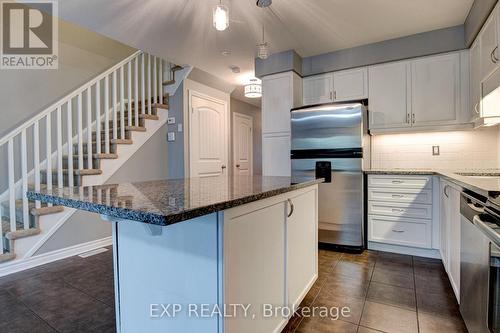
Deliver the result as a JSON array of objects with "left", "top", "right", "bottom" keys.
[{"left": 0, "top": 50, "right": 168, "bottom": 255}]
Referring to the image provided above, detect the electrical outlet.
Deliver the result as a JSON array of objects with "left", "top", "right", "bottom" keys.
[
  {"left": 432, "top": 146, "right": 440, "bottom": 156},
  {"left": 167, "top": 117, "right": 176, "bottom": 124},
  {"left": 178, "top": 123, "right": 183, "bottom": 132},
  {"left": 167, "top": 132, "right": 175, "bottom": 142}
]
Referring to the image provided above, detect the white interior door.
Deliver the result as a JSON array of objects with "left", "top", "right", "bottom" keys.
[
  {"left": 232, "top": 113, "right": 253, "bottom": 175},
  {"left": 189, "top": 91, "right": 228, "bottom": 177}
]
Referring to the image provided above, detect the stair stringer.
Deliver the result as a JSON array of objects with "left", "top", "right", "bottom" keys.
[{"left": 11, "top": 108, "right": 168, "bottom": 260}]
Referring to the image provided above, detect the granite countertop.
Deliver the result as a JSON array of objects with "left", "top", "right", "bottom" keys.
[
  {"left": 27, "top": 176, "right": 323, "bottom": 226},
  {"left": 364, "top": 168, "right": 500, "bottom": 196}
]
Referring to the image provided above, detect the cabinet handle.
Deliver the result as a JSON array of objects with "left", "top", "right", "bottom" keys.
[
  {"left": 287, "top": 199, "right": 294, "bottom": 218},
  {"left": 474, "top": 103, "right": 480, "bottom": 114},
  {"left": 412, "top": 113, "right": 415, "bottom": 124},
  {"left": 406, "top": 113, "right": 410, "bottom": 124},
  {"left": 330, "top": 91, "right": 333, "bottom": 100},
  {"left": 444, "top": 185, "right": 449, "bottom": 198},
  {"left": 492, "top": 47, "right": 499, "bottom": 64},
  {"left": 392, "top": 208, "right": 405, "bottom": 213},
  {"left": 392, "top": 194, "right": 404, "bottom": 198},
  {"left": 391, "top": 180, "right": 404, "bottom": 184},
  {"left": 392, "top": 229, "right": 405, "bottom": 233}
]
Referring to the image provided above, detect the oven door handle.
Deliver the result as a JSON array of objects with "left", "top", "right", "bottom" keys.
[{"left": 474, "top": 215, "right": 500, "bottom": 247}]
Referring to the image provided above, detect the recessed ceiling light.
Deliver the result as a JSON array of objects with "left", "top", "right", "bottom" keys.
[
  {"left": 229, "top": 65, "right": 240, "bottom": 73},
  {"left": 256, "top": 0, "right": 272, "bottom": 8},
  {"left": 221, "top": 50, "right": 231, "bottom": 56}
]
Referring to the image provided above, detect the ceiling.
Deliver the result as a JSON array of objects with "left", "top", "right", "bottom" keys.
[{"left": 58, "top": 0, "right": 474, "bottom": 106}]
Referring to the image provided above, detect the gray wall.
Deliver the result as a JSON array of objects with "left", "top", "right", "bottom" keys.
[
  {"left": 167, "top": 82, "right": 185, "bottom": 179},
  {"left": 256, "top": 25, "right": 466, "bottom": 78},
  {"left": 230, "top": 98, "right": 262, "bottom": 175},
  {"left": 0, "top": 18, "right": 136, "bottom": 137},
  {"left": 35, "top": 124, "right": 169, "bottom": 254},
  {"left": 465, "top": 0, "right": 498, "bottom": 46}
]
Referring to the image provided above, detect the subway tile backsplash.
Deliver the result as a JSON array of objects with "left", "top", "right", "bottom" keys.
[{"left": 370, "top": 127, "right": 500, "bottom": 170}]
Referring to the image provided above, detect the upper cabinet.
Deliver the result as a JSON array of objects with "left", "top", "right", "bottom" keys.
[
  {"left": 470, "top": 39, "right": 482, "bottom": 122},
  {"left": 333, "top": 67, "right": 368, "bottom": 102},
  {"left": 369, "top": 61, "right": 410, "bottom": 130},
  {"left": 262, "top": 72, "right": 302, "bottom": 134},
  {"left": 302, "top": 67, "right": 368, "bottom": 105},
  {"left": 480, "top": 7, "right": 499, "bottom": 81},
  {"left": 303, "top": 73, "right": 333, "bottom": 105},
  {"left": 411, "top": 53, "right": 460, "bottom": 127},
  {"left": 368, "top": 51, "right": 469, "bottom": 134}
]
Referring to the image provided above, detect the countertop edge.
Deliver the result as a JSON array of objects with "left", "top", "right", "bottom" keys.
[{"left": 27, "top": 179, "right": 323, "bottom": 226}]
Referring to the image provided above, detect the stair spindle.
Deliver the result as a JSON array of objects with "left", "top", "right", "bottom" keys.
[
  {"left": 45, "top": 113, "right": 52, "bottom": 207},
  {"left": 141, "top": 53, "right": 146, "bottom": 116},
  {"left": 127, "top": 61, "right": 132, "bottom": 127},
  {"left": 159, "top": 59, "right": 163, "bottom": 104},
  {"left": 153, "top": 56, "right": 157, "bottom": 104},
  {"left": 8, "top": 138, "right": 16, "bottom": 232},
  {"left": 96, "top": 81, "right": 101, "bottom": 155},
  {"left": 77, "top": 93, "right": 84, "bottom": 172},
  {"left": 56, "top": 106, "right": 63, "bottom": 188},
  {"left": 33, "top": 123, "right": 41, "bottom": 207},
  {"left": 21, "top": 129, "right": 29, "bottom": 229},
  {"left": 148, "top": 54, "right": 152, "bottom": 115},
  {"left": 86, "top": 87, "right": 93, "bottom": 170},
  {"left": 67, "top": 101, "right": 74, "bottom": 187},
  {"left": 120, "top": 66, "right": 125, "bottom": 139},
  {"left": 113, "top": 70, "right": 118, "bottom": 140},
  {"left": 134, "top": 56, "right": 139, "bottom": 126},
  {"left": 104, "top": 76, "right": 110, "bottom": 154}
]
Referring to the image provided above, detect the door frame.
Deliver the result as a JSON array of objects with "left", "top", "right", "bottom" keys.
[
  {"left": 186, "top": 88, "right": 229, "bottom": 178},
  {"left": 232, "top": 112, "right": 253, "bottom": 175}
]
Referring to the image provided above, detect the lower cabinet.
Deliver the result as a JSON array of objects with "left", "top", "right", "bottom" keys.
[
  {"left": 439, "top": 179, "right": 461, "bottom": 302},
  {"left": 223, "top": 186, "right": 318, "bottom": 333},
  {"left": 367, "top": 175, "right": 435, "bottom": 249}
]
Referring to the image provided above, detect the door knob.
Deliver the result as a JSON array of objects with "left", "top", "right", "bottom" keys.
[
  {"left": 221, "top": 165, "right": 227, "bottom": 170},
  {"left": 236, "top": 164, "right": 240, "bottom": 168}
]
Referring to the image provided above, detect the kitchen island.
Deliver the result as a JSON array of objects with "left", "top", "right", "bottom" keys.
[{"left": 28, "top": 175, "right": 321, "bottom": 333}]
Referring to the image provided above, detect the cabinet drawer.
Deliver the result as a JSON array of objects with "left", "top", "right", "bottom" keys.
[
  {"left": 368, "top": 175, "right": 432, "bottom": 189},
  {"left": 368, "top": 215, "right": 432, "bottom": 248},
  {"left": 368, "top": 201, "right": 432, "bottom": 219},
  {"left": 368, "top": 188, "right": 432, "bottom": 205}
]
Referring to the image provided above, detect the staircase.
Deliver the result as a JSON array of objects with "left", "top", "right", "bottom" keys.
[{"left": 0, "top": 50, "right": 189, "bottom": 269}]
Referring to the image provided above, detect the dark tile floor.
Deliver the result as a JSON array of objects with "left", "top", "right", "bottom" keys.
[
  {"left": 0, "top": 248, "right": 467, "bottom": 333},
  {"left": 283, "top": 249, "right": 468, "bottom": 333}
]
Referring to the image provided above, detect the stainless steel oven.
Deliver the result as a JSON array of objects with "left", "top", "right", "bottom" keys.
[{"left": 460, "top": 190, "right": 500, "bottom": 333}]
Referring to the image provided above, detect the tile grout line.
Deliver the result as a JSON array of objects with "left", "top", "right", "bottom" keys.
[
  {"left": 356, "top": 251, "right": 377, "bottom": 332},
  {"left": 412, "top": 256, "right": 420, "bottom": 333},
  {"left": 6, "top": 286, "right": 62, "bottom": 333}
]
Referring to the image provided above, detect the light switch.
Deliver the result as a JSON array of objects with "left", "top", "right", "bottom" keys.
[
  {"left": 432, "top": 146, "right": 440, "bottom": 156},
  {"left": 168, "top": 117, "right": 176, "bottom": 124},
  {"left": 167, "top": 132, "right": 175, "bottom": 142},
  {"left": 178, "top": 123, "right": 183, "bottom": 132}
]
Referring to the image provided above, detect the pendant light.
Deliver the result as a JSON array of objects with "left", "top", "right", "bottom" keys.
[
  {"left": 213, "top": 0, "right": 229, "bottom": 31},
  {"left": 244, "top": 78, "right": 262, "bottom": 98},
  {"left": 257, "top": 26, "right": 269, "bottom": 60}
]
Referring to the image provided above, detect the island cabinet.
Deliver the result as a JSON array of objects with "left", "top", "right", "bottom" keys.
[{"left": 112, "top": 185, "right": 318, "bottom": 333}]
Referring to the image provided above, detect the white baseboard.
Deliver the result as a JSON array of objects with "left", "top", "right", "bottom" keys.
[
  {"left": 0, "top": 237, "right": 112, "bottom": 277},
  {"left": 368, "top": 241, "right": 441, "bottom": 259}
]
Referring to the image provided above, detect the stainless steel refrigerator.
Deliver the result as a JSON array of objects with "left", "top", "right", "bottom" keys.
[{"left": 291, "top": 102, "right": 370, "bottom": 252}]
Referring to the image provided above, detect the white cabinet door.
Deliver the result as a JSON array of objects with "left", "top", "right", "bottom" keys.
[
  {"left": 368, "top": 61, "right": 410, "bottom": 129},
  {"left": 287, "top": 188, "right": 318, "bottom": 310},
  {"left": 411, "top": 53, "right": 460, "bottom": 126},
  {"left": 439, "top": 181, "right": 450, "bottom": 269},
  {"left": 262, "top": 72, "right": 296, "bottom": 134},
  {"left": 448, "top": 185, "right": 461, "bottom": 302},
  {"left": 480, "top": 9, "right": 499, "bottom": 81},
  {"left": 262, "top": 133, "right": 291, "bottom": 177},
  {"left": 333, "top": 67, "right": 368, "bottom": 102},
  {"left": 470, "top": 39, "right": 482, "bottom": 122},
  {"left": 302, "top": 73, "right": 333, "bottom": 105},
  {"left": 223, "top": 201, "right": 287, "bottom": 333}
]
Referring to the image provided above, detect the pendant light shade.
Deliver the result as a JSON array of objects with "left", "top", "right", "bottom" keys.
[
  {"left": 257, "top": 26, "right": 269, "bottom": 59},
  {"left": 213, "top": 2, "right": 229, "bottom": 31},
  {"left": 244, "top": 79, "right": 262, "bottom": 98}
]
